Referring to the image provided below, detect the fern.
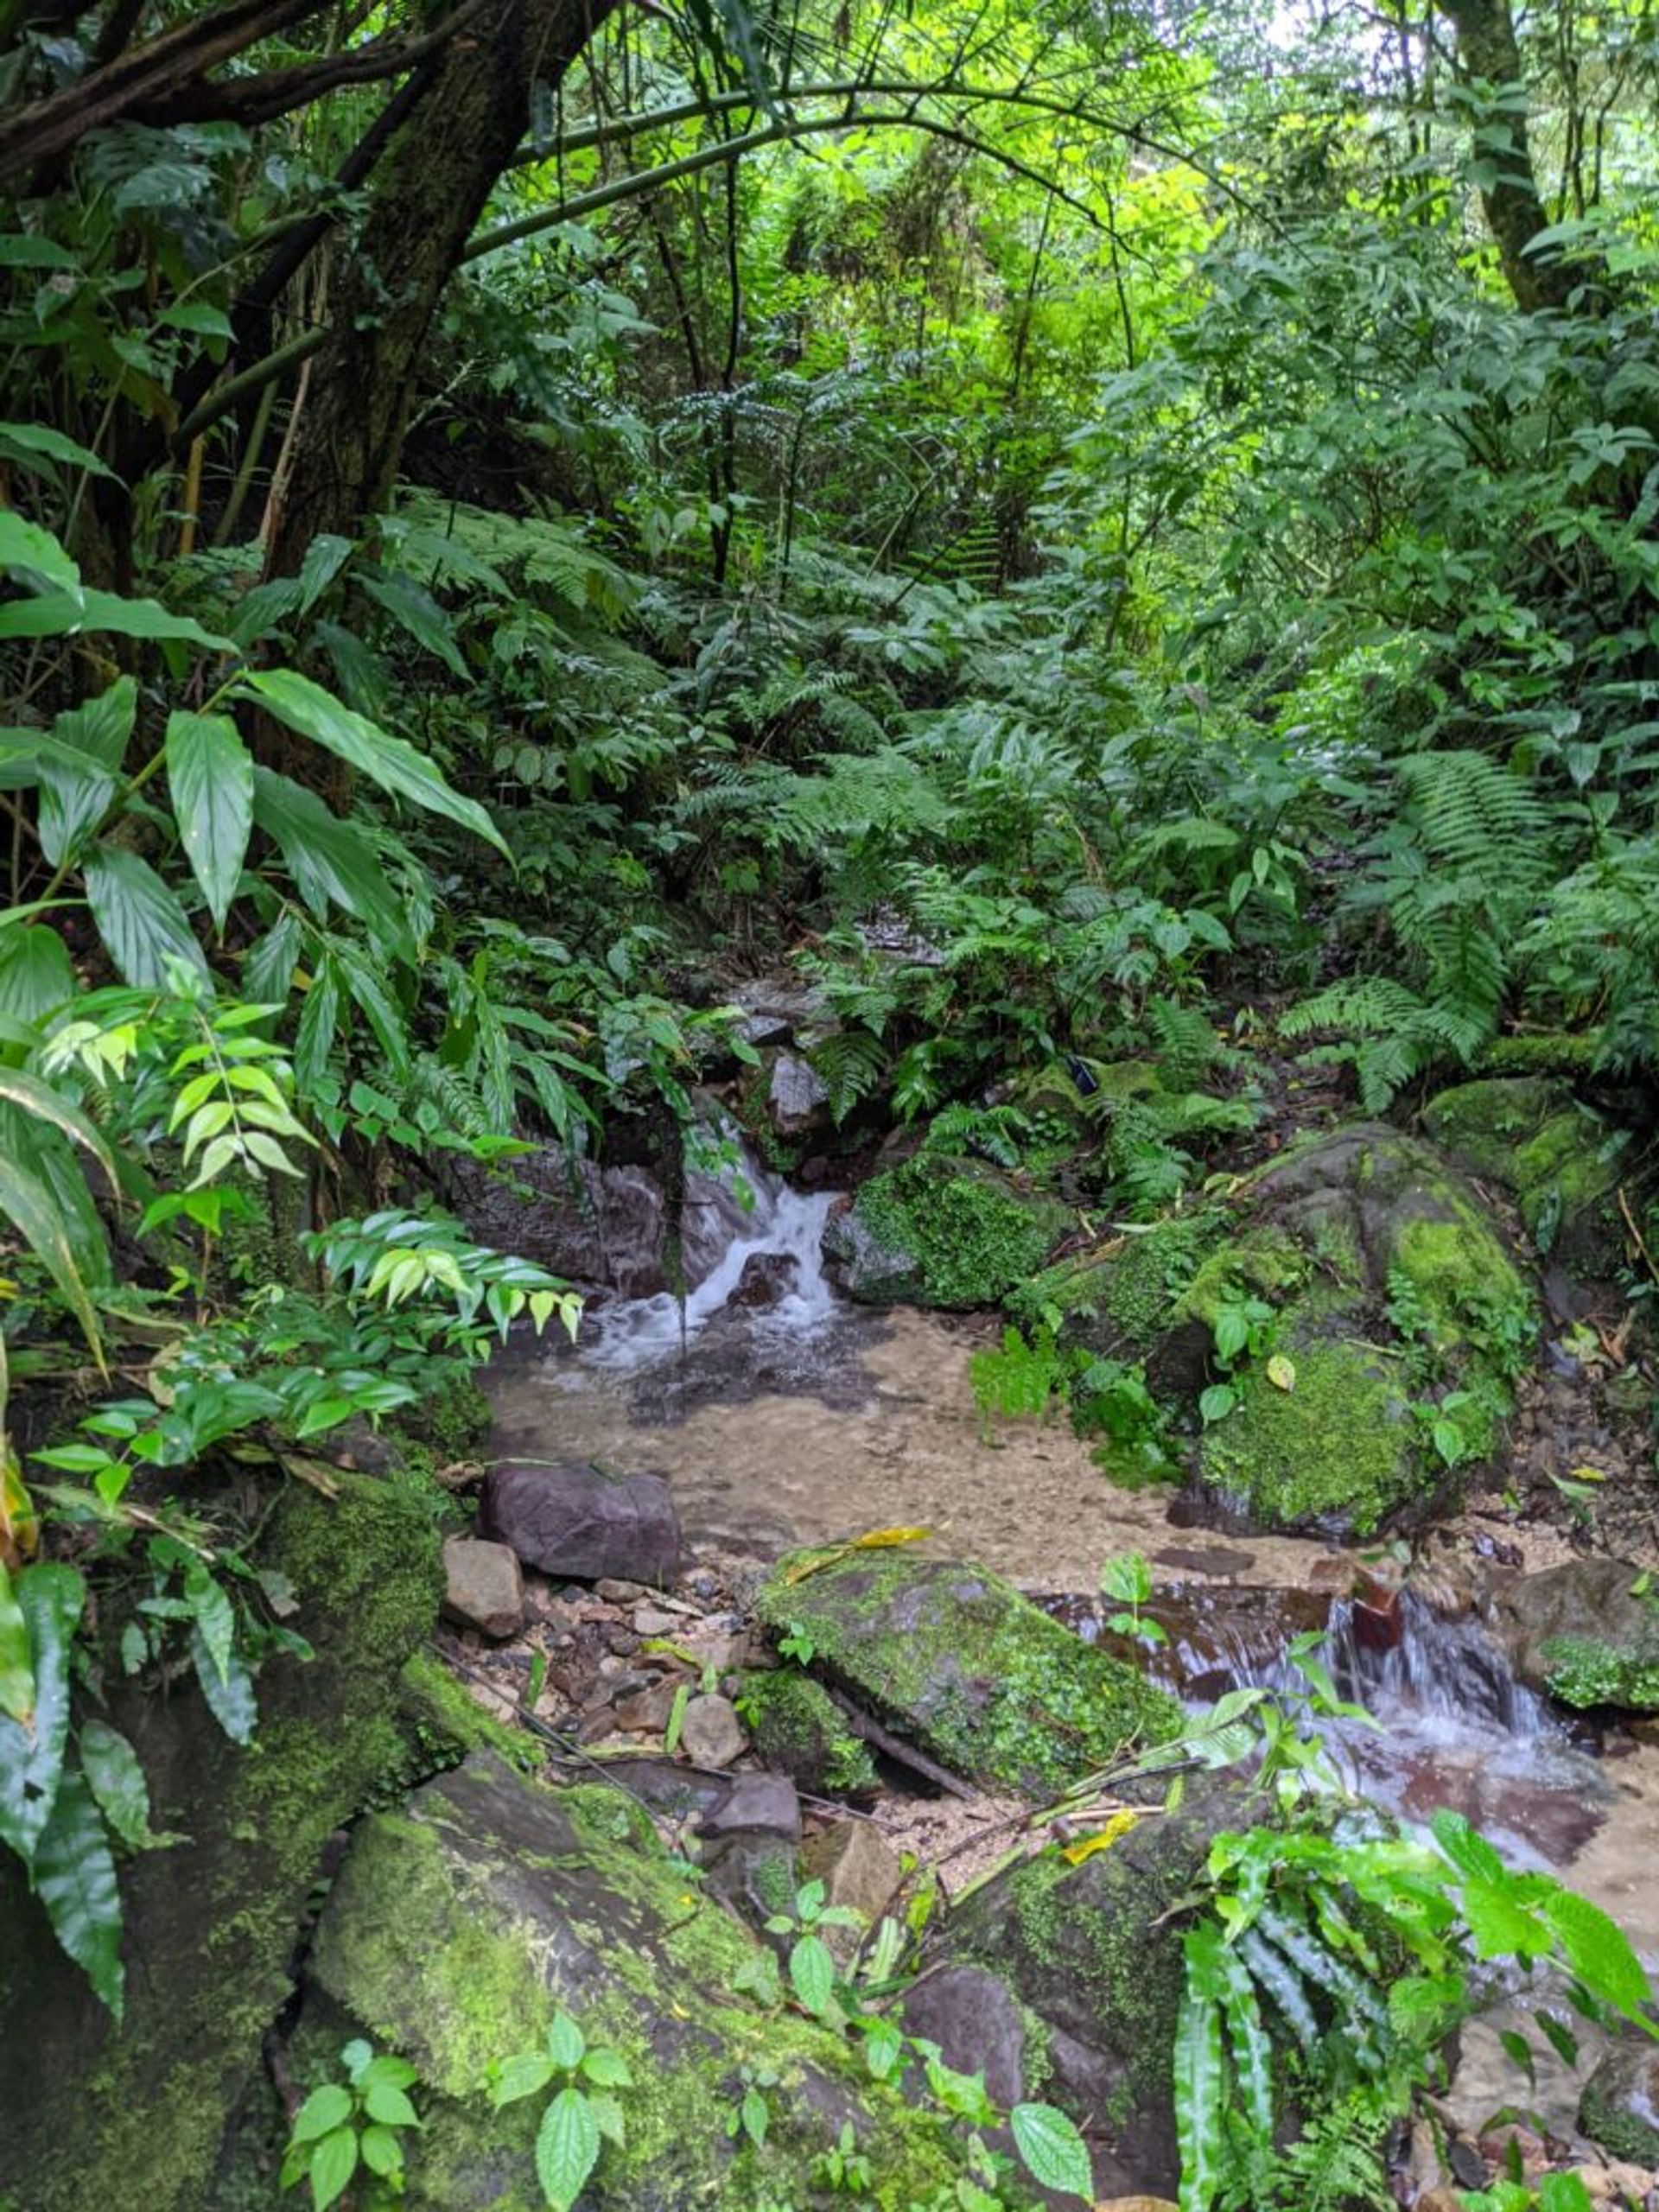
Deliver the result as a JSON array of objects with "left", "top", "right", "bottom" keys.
[
  {"left": 807, "top": 1028, "right": 889, "bottom": 1125},
  {"left": 1146, "top": 995, "right": 1223, "bottom": 1084}
]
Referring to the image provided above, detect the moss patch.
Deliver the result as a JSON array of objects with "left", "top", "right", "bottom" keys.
[
  {"left": 1199, "top": 1334, "right": 1412, "bottom": 1535},
  {"left": 847, "top": 1154, "right": 1072, "bottom": 1308},
  {"left": 1541, "top": 1636, "right": 1659, "bottom": 1713},
  {"left": 756, "top": 1551, "right": 1180, "bottom": 1796},
  {"left": 1012, "top": 1205, "right": 1232, "bottom": 1351},
  {"left": 737, "top": 1668, "right": 878, "bottom": 1794}
]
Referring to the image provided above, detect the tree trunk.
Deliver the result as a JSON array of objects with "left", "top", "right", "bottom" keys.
[
  {"left": 264, "top": 0, "right": 617, "bottom": 573},
  {"left": 1438, "top": 0, "right": 1603, "bottom": 312}
]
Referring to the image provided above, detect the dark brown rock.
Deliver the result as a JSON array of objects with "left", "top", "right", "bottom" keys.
[
  {"left": 482, "top": 1462, "right": 682, "bottom": 1587},
  {"left": 900, "top": 1965, "right": 1027, "bottom": 2110},
  {"left": 440, "top": 1535, "right": 524, "bottom": 1640}
]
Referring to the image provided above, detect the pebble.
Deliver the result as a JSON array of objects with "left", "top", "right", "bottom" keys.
[
  {"left": 678, "top": 1693, "right": 746, "bottom": 1768},
  {"left": 596, "top": 1579, "right": 645, "bottom": 1602},
  {"left": 632, "top": 1605, "right": 685, "bottom": 1638}
]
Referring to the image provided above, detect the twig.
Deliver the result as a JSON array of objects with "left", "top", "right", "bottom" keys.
[
  {"left": 826, "top": 1687, "right": 977, "bottom": 1801},
  {"left": 1618, "top": 1185, "right": 1659, "bottom": 1288}
]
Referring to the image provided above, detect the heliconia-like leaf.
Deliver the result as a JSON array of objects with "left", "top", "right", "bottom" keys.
[
  {"left": 1173, "top": 1950, "right": 1225, "bottom": 2212},
  {"left": 34, "top": 1759, "right": 124, "bottom": 2017},
  {"left": 0, "top": 1562, "right": 84, "bottom": 1861},
  {"left": 166, "top": 711, "right": 253, "bottom": 932}
]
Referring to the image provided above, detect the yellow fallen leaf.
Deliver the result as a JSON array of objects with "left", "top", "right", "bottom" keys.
[
  {"left": 784, "top": 1528, "right": 932, "bottom": 1583},
  {"left": 1567, "top": 1464, "right": 1607, "bottom": 1484},
  {"left": 850, "top": 1526, "right": 932, "bottom": 1550},
  {"left": 1265, "top": 1354, "right": 1296, "bottom": 1393},
  {"left": 1061, "top": 1810, "right": 1141, "bottom": 1865}
]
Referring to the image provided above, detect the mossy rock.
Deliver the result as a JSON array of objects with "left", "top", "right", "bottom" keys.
[
  {"left": 936, "top": 1777, "right": 1258, "bottom": 2198},
  {"left": 296, "top": 1751, "right": 970, "bottom": 2210},
  {"left": 1010, "top": 1205, "right": 1234, "bottom": 1401},
  {"left": 1579, "top": 2039, "right": 1659, "bottom": 2164},
  {"left": 1421, "top": 1077, "right": 1626, "bottom": 1272},
  {"left": 0, "top": 1468, "right": 448, "bottom": 2212},
  {"left": 754, "top": 1551, "right": 1180, "bottom": 1796},
  {"left": 1493, "top": 1557, "right": 1659, "bottom": 1712},
  {"left": 825, "top": 1154, "right": 1073, "bottom": 1308},
  {"left": 737, "top": 1668, "right": 878, "bottom": 1795}
]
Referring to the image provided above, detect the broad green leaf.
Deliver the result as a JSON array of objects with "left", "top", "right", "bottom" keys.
[
  {"left": 307, "top": 2123, "right": 359, "bottom": 2211},
  {"left": 579, "top": 2047, "right": 632, "bottom": 2088},
  {"left": 1539, "top": 2172, "right": 1596, "bottom": 2212},
  {"left": 236, "top": 669, "right": 508, "bottom": 857},
  {"left": 0, "top": 587, "right": 234, "bottom": 649},
  {"left": 1459, "top": 1876, "right": 1551, "bottom": 1961},
  {"left": 534, "top": 2086, "right": 601, "bottom": 2212},
  {"left": 83, "top": 846, "right": 207, "bottom": 988},
  {"left": 0, "top": 1137, "right": 105, "bottom": 1356},
  {"left": 361, "top": 570, "right": 469, "bottom": 678},
  {"left": 546, "top": 2012, "right": 585, "bottom": 2070},
  {"left": 1173, "top": 1972, "right": 1224, "bottom": 2212},
  {"left": 0, "top": 1560, "right": 33, "bottom": 1725},
  {"left": 0, "top": 1068, "right": 114, "bottom": 1176},
  {"left": 0, "top": 924, "right": 74, "bottom": 1023},
  {"left": 36, "top": 754, "right": 116, "bottom": 869},
  {"left": 54, "top": 677, "right": 136, "bottom": 770},
  {"left": 0, "top": 421, "right": 118, "bottom": 481},
  {"left": 1429, "top": 1809, "right": 1507, "bottom": 1886},
  {"left": 167, "top": 712, "right": 252, "bottom": 932},
  {"left": 359, "top": 2124, "right": 404, "bottom": 2178},
  {"left": 79, "top": 1719, "right": 175, "bottom": 1850},
  {"left": 0, "top": 512, "right": 81, "bottom": 594},
  {"left": 189, "top": 1622, "right": 257, "bottom": 1745},
  {"left": 788, "top": 1931, "right": 836, "bottom": 2016},
  {"left": 1541, "top": 1888, "right": 1654, "bottom": 2021},
  {"left": 0, "top": 1563, "right": 84, "bottom": 1859},
  {"left": 289, "top": 2082, "right": 353, "bottom": 2145},
  {"left": 251, "top": 769, "right": 413, "bottom": 961},
  {"left": 1008, "top": 2102, "right": 1092, "bottom": 2200},
  {"left": 34, "top": 1761, "right": 124, "bottom": 2017},
  {"left": 487, "top": 2050, "right": 556, "bottom": 2107},
  {"left": 298, "top": 533, "right": 355, "bottom": 613},
  {"left": 361, "top": 2078, "right": 420, "bottom": 2129}
]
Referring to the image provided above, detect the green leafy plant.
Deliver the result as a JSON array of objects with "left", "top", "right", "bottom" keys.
[
  {"left": 281, "top": 2039, "right": 422, "bottom": 2210},
  {"left": 485, "top": 2010, "right": 634, "bottom": 2211},
  {"left": 1099, "top": 1550, "right": 1168, "bottom": 1649}
]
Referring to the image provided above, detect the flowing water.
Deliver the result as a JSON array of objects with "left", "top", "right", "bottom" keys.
[{"left": 482, "top": 1137, "right": 1659, "bottom": 1968}]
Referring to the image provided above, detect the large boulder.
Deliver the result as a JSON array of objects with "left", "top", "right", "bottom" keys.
[
  {"left": 1490, "top": 1558, "right": 1659, "bottom": 1711},
  {"left": 931, "top": 1780, "right": 1253, "bottom": 2200},
  {"left": 283, "top": 1751, "right": 968, "bottom": 2210},
  {"left": 0, "top": 1470, "right": 448, "bottom": 2212},
  {"left": 1016, "top": 1125, "right": 1533, "bottom": 1538},
  {"left": 1580, "top": 2038, "right": 1659, "bottom": 2164},
  {"left": 824, "top": 1154, "right": 1073, "bottom": 1308},
  {"left": 754, "top": 1551, "right": 1180, "bottom": 1796},
  {"left": 482, "top": 1461, "right": 683, "bottom": 1586},
  {"left": 1421, "top": 1077, "right": 1626, "bottom": 1277}
]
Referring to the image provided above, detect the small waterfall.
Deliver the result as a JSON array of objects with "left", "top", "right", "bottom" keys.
[{"left": 580, "top": 1141, "right": 838, "bottom": 1372}]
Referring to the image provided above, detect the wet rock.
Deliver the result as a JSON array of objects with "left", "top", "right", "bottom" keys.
[
  {"left": 595, "top": 1577, "right": 645, "bottom": 1602},
  {"left": 823, "top": 1154, "right": 1073, "bottom": 1309},
  {"left": 580, "top": 1755, "right": 729, "bottom": 1820},
  {"left": 931, "top": 1777, "right": 1257, "bottom": 2196},
  {"left": 900, "top": 1965, "right": 1027, "bottom": 2108},
  {"left": 679, "top": 1692, "right": 746, "bottom": 1768},
  {"left": 304, "top": 1752, "right": 969, "bottom": 2206},
  {"left": 1016, "top": 1123, "right": 1532, "bottom": 1538},
  {"left": 1581, "top": 2041, "right": 1659, "bottom": 2164},
  {"left": 756, "top": 1550, "right": 1179, "bottom": 1796},
  {"left": 728, "top": 1250, "right": 802, "bottom": 1309},
  {"left": 739, "top": 1668, "right": 878, "bottom": 1795},
  {"left": 440, "top": 1535, "right": 524, "bottom": 1640},
  {"left": 801, "top": 1819, "right": 903, "bottom": 1952},
  {"left": 768, "top": 1052, "right": 833, "bottom": 1140},
  {"left": 1494, "top": 1559, "right": 1659, "bottom": 1712},
  {"left": 443, "top": 1147, "right": 671, "bottom": 1294},
  {"left": 482, "top": 1462, "right": 682, "bottom": 1586}
]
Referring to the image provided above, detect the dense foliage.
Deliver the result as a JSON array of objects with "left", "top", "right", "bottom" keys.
[{"left": 5, "top": 0, "right": 1659, "bottom": 2201}]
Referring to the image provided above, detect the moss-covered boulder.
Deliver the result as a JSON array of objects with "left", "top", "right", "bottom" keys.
[
  {"left": 824, "top": 1154, "right": 1073, "bottom": 1308},
  {"left": 1579, "top": 2038, "right": 1659, "bottom": 2164},
  {"left": 754, "top": 1551, "right": 1180, "bottom": 1795},
  {"left": 1491, "top": 1558, "right": 1659, "bottom": 1712},
  {"left": 935, "top": 1778, "right": 1254, "bottom": 2199},
  {"left": 0, "top": 1468, "right": 448, "bottom": 2212},
  {"left": 737, "top": 1668, "right": 878, "bottom": 1795},
  {"left": 1018, "top": 1126, "right": 1533, "bottom": 1537},
  {"left": 1421, "top": 1077, "right": 1626, "bottom": 1274},
  {"left": 292, "top": 1751, "right": 969, "bottom": 2210}
]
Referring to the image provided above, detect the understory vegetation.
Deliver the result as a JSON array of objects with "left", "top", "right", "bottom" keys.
[{"left": 5, "top": 0, "right": 1659, "bottom": 2201}]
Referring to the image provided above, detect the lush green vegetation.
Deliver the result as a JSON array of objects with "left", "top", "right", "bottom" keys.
[{"left": 5, "top": 0, "right": 1659, "bottom": 2201}]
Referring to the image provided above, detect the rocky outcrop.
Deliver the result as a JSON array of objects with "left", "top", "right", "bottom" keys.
[
  {"left": 1421, "top": 1077, "right": 1626, "bottom": 1280},
  {"left": 288, "top": 1751, "right": 968, "bottom": 2209},
  {"left": 482, "top": 1461, "right": 683, "bottom": 1586},
  {"left": 1016, "top": 1124, "right": 1534, "bottom": 1537},
  {"left": 754, "top": 1550, "right": 1180, "bottom": 1796},
  {"left": 824, "top": 1153, "right": 1073, "bottom": 1308},
  {"left": 0, "top": 1469, "right": 448, "bottom": 2212},
  {"left": 1491, "top": 1557, "right": 1659, "bottom": 1711}
]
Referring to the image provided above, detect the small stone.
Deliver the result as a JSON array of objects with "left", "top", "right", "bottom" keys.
[
  {"left": 440, "top": 1536, "right": 524, "bottom": 1640},
  {"left": 1606, "top": 2162, "right": 1657, "bottom": 2202},
  {"left": 602, "top": 1626, "right": 641, "bottom": 1656},
  {"left": 595, "top": 1579, "right": 645, "bottom": 1603},
  {"left": 482, "top": 1464, "right": 682, "bottom": 1587},
  {"left": 800, "top": 1818, "right": 903, "bottom": 1955},
  {"left": 632, "top": 1605, "right": 684, "bottom": 1639},
  {"left": 1447, "top": 2140, "right": 1490, "bottom": 2189},
  {"left": 1572, "top": 2167, "right": 1614, "bottom": 2202},
  {"left": 613, "top": 1679, "right": 683, "bottom": 1733},
  {"left": 698, "top": 1772, "right": 801, "bottom": 1841},
  {"left": 678, "top": 1693, "right": 746, "bottom": 1768}
]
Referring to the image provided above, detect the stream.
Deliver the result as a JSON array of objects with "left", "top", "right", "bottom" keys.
[{"left": 482, "top": 1141, "right": 1659, "bottom": 2018}]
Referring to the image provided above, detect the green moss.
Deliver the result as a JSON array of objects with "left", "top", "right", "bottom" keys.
[
  {"left": 1175, "top": 1224, "right": 1309, "bottom": 1329},
  {"left": 854, "top": 1154, "right": 1071, "bottom": 1309},
  {"left": 1392, "top": 1211, "right": 1527, "bottom": 1343},
  {"left": 1541, "top": 1636, "right": 1659, "bottom": 1713},
  {"left": 398, "top": 1646, "right": 542, "bottom": 1775},
  {"left": 757, "top": 1554, "right": 1180, "bottom": 1796},
  {"left": 1478, "top": 1032, "right": 1602, "bottom": 1077},
  {"left": 1013, "top": 1205, "right": 1231, "bottom": 1350},
  {"left": 1200, "top": 1336, "right": 1414, "bottom": 1534},
  {"left": 738, "top": 1668, "right": 878, "bottom": 1794},
  {"left": 1580, "top": 2063, "right": 1659, "bottom": 2164}
]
